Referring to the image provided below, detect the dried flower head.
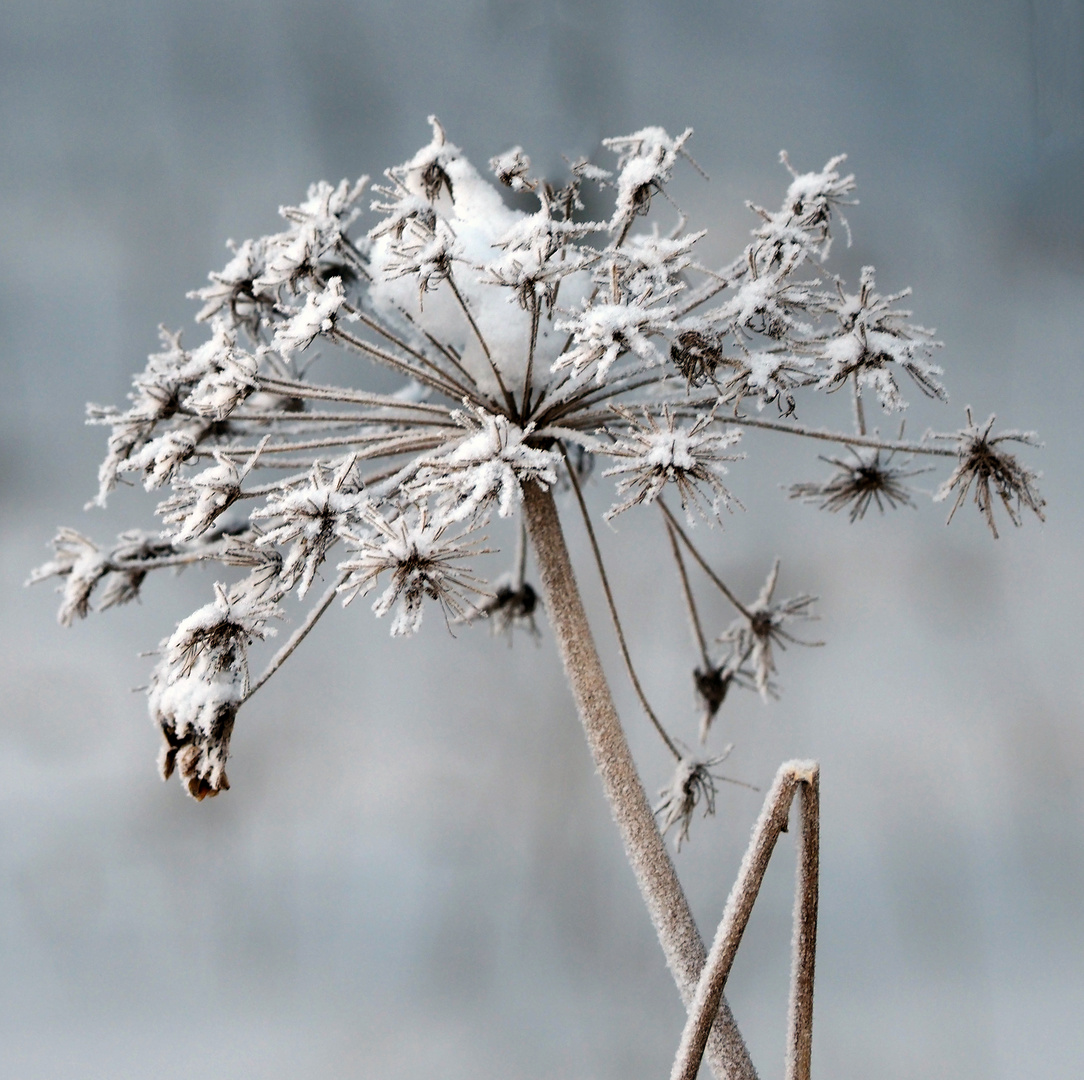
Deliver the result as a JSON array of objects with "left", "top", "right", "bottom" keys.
[
  {"left": 934, "top": 409, "right": 1046, "bottom": 538},
  {"left": 254, "top": 455, "right": 369, "bottom": 598},
  {"left": 655, "top": 749, "right": 732, "bottom": 850},
  {"left": 719, "top": 560, "right": 820, "bottom": 700},
  {"left": 789, "top": 447, "right": 928, "bottom": 522},
  {"left": 602, "top": 406, "right": 743, "bottom": 523},
  {"left": 36, "top": 120, "right": 1040, "bottom": 800},
  {"left": 458, "top": 575, "right": 541, "bottom": 638},
  {"left": 817, "top": 267, "right": 944, "bottom": 411},
  {"left": 338, "top": 505, "right": 488, "bottom": 636}
]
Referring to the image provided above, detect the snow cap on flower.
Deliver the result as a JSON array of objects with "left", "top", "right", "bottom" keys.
[
  {"left": 338, "top": 503, "right": 487, "bottom": 636},
  {"left": 150, "top": 580, "right": 280, "bottom": 799},
  {"left": 602, "top": 406, "right": 743, "bottom": 523}
]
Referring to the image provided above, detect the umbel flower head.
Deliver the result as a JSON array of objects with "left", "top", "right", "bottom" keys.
[{"left": 32, "top": 118, "right": 1041, "bottom": 798}]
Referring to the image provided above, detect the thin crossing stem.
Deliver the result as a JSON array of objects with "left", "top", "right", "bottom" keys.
[
  {"left": 658, "top": 500, "right": 752, "bottom": 619},
  {"left": 665, "top": 518, "right": 712, "bottom": 671},
  {"left": 245, "top": 571, "right": 348, "bottom": 700}
]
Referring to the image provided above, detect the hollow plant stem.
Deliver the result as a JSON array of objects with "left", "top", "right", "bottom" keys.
[{"left": 519, "top": 480, "right": 757, "bottom": 1080}]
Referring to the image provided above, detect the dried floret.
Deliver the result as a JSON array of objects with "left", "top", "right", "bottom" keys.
[
  {"left": 254, "top": 456, "right": 369, "bottom": 597},
  {"left": 602, "top": 406, "right": 743, "bottom": 523},
  {"left": 28, "top": 528, "right": 108, "bottom": 627},
  {"left": 719, "top": 560, "right": 820, "bottom": 700},
  {"left": 339, "top": 505, "right": 488, "bottom": 636},
  {"left": 272, "top": 276, "right": 351, "bottom": 357},
  {"left": 934, "top": 409, "right": 1045, "bottom": 537},
  {"left": 655, "top": 749, "right": 732, "bottom": 850},
  {"left": 790, "top": 447, "right": 928, "bottom": 521},
  {"left": 817, "top": 267, "right": 944, "bottom": 411}
]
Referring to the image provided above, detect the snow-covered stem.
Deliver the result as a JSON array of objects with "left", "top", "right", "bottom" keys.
[
  {"left": 519, "top": 480, "right": 756, "bottom": 1080},
  {"left": 722, "top": 412, "right": 956, "bottom": 456},
  {"left": 670, "top": 761, "right": 819, "bottom": 1080}
]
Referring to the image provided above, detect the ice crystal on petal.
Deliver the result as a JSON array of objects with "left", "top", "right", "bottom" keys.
[
  {"left": 383, "top": 221, "right": 460, "bottom": 302},
  {"left": 257, "top": 178, "right": 368, "bottom": 294},
  {"left": 186, "top": 318, "right": 260, "bottom": 420},
  {"left": 609, "top": 230, "right": 704, "bottom": 300},
  {"left": 126, "top": 427, "right": 201, "bottom": 490},
  {"left": 749, "top": 152, "right": 855, "bottom": 261},
  {"left": 708, "top": 255, "right": 818, "bottom": 342}
]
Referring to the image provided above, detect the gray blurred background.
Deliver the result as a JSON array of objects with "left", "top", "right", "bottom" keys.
[{"left": 2, "top": 1, "right": 1082, "bottom": 1077}]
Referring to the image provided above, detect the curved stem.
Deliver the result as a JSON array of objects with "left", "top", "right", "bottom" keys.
[{"left": 520, "top": 481, "right": 757, "bottom": 1080}]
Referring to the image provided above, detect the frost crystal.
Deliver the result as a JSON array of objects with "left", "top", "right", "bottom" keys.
[{"left": 339, "top": 505, "right": 486, "bottom": 636}]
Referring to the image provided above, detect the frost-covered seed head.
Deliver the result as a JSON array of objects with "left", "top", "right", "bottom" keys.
[{"left": 38, "top": 119, "right": 1039, "bottom": 797}]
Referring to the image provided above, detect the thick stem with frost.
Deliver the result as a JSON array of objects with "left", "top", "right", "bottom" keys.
[{"left": 520, "top": 480, "right": 757, "bottom": 1080}]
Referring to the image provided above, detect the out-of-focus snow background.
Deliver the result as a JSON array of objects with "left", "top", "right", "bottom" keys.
[{"left": 2, "top": 2, "right": 1081, "bottom": 1077}]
